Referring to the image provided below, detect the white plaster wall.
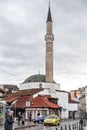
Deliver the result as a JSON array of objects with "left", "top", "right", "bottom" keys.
[
  {"left": 19, "top": 82, "right": 60, "bottom": 91},
  {"left": 19, "top": 82, "right": 61, "bottom": 98},
  {"left": 0, "top": 84, "right": 4, "bottom": 89},
  {"left": 68, "top": 104, "right": 78, "bottom": 111},
  {"left": 34, "top": 88, "right": 51, "bottom": 96},
  {"left": 55, "top": 91, "right": 68, "bottom": 119}
]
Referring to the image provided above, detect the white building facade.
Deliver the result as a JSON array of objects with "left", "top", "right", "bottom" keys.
[{"left": 55, "top": 90, "right": 69, "bottom": 119}]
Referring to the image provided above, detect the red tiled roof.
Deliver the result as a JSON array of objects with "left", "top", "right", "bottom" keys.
[
  {"left": 39, "top": 95, "right": 58, "bottom": 100},
  {"left": 29, "top": 95, "right": 60, "bottom": 109},
  {"left": 0, "top": 88, "right": 43, "bottom": 100},
  {"left": 6, "top": 96, "right": 18, "bottom": 103},
  {"left": 12, "top": 95, "right": 60, "bottom": 109},
  {"left": 12, "top": 96, "right": 31, "bottom": 108}
]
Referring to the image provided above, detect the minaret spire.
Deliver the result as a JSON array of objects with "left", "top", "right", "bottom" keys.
[
  {"left": 47, "top": 2, "right": 52, "bottom": 22},
  {"left": 45, "top": 3, "right": 54, "bottom": 83}
]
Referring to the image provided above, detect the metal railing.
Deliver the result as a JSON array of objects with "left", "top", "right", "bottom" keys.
[{"left": 56, "top": 120, "right": 86, "bottom": 130}]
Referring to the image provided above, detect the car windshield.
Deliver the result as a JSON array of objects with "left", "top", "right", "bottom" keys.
[{"left": 47, "top": 116, "right": 57, "bottom": 119}]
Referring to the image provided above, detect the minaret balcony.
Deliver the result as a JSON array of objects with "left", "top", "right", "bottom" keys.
[{"left": 45, "top": 34, "right": 54, "bottom": 42}]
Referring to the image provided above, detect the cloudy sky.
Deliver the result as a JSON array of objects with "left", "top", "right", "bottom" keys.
[{"left": 0, "top": 0, "right": 87, "bottom": 91}]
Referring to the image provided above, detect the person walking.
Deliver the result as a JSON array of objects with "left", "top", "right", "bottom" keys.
[
  {"left": 21, "top": 113, "right": 25, "bottom": 125},
  {"left": 79, "top": 118, "right": 83, "bottom": 129},
  {"left": 18, "top": 112, "right": 22, "bottom": 125},
  {"left": 28, "top": 111, "right": 32, "bottom": 122},
  {"left": 4, "top": 110, "right": 14, "bottom": 130}
]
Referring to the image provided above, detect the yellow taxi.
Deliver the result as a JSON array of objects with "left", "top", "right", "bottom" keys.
[{"left": 44, "top": 114, "right": 60, "bottom": 126}]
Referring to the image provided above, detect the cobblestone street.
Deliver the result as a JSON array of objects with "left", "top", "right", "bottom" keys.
[
  {"left": 0, "top": 121, "right": 37, "bottom": 130},
  {"left": 0, "top": 120, "right": 87, "bottom": 130}
]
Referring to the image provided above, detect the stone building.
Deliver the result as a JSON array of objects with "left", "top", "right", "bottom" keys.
[{"left": 79, "top": 86, "right": 87, "bottom": 118}]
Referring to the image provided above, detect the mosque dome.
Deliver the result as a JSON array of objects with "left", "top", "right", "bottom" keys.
[
  {"left": 23, "top": 74, "right": 46, "bottom": 83},
  {"left": 23, "top": 74, "right": 56, "bottom": 84}
]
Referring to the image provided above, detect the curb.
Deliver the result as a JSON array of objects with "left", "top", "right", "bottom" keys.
[{"left": 14, "top": 124, "right": 36, "bottom": 130}]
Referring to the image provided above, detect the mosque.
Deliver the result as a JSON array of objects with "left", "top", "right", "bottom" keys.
[
  {"left": 19, "top": 4, "right": 60, "bottom": 97},
  {"left": 18, "top": 4, "right": 69, "bottom": 119}
]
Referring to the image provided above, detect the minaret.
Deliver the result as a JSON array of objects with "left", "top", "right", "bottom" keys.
[{"left": 45, "top": 4, "right": 54, "bottom": 83}]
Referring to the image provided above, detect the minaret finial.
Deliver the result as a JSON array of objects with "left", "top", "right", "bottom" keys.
[{"left": 49, "top": 1, "right": 50, "bottom": 6}]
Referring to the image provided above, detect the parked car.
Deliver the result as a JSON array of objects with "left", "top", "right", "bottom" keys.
[
  {"left": 32, "top": 115, "right": 45, "bottom": 123},
  {"left": 44, "top": 114, "right": 60, "bottom": 126}
]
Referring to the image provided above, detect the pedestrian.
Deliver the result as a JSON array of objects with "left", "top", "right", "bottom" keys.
[
  {"left": 5, "top": 111, "right": 9, "bottom": 118},
  {"left": 37, "top": 112, "right": 40, "bottom": 116},
  {"left": 79, "top": 118, "right": 83, "bottom": 128},
  {"left": 22, "top": 113, "right": 25, "bottom": 125},
  {"left": 28, "top": 111, "right": 32, "bottom": 122},
  {"left": 18, "top": 112, "right": 22, "bottom": 125},
  {"left": 4, "top": 110, "right": 14, "bottom": 130}
]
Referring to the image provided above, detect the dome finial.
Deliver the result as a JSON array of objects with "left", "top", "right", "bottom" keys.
[
  {"left": 39, "top": 70, "right": 40, "bottom": 74},
  {"left": 38, "top": 69, "right": 41, "bottom": 82}
]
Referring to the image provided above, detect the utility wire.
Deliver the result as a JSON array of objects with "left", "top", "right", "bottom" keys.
[{"left": 0, "top": 68, "right": 19, "bottom": 78}]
